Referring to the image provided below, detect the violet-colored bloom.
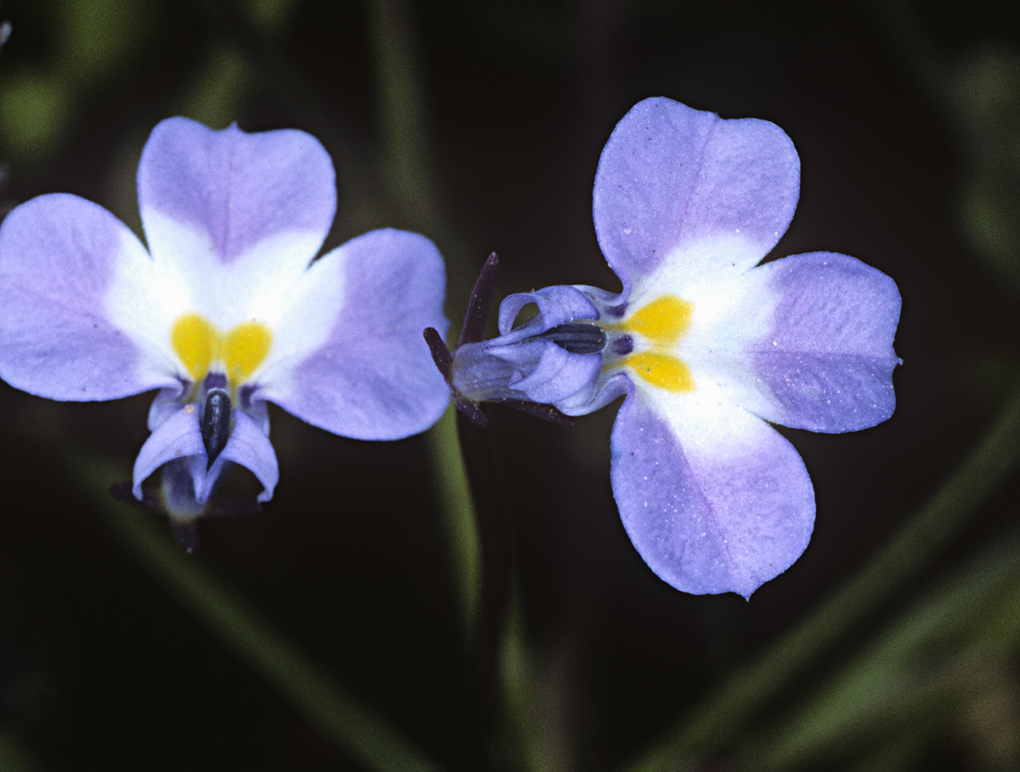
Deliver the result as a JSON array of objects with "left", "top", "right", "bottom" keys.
[
  {"left": 450, "top": 98, "right": 901, "bottom": 598},
  {"left": 0, "top": 117, "right": 449, "bottom": 532}
]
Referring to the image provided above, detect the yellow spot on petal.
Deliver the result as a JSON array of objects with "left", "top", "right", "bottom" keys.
[
  {"left": 171, "top": 313, "right": 217, "bottom": 382},
  {"left": 604, "top": 295, "right": 697, "bottom": 392},
  {"left": 624, "top": 352, "right": 695, "bottom": 392},
  {"left": 170, "top": 313, "right": 273, "bottom": 389},
  {"left": 222, "top": 322, "right": 273, "bottom": 385},
  {"left": 623, "top": 295, "right": 693, "bottom": 345}
]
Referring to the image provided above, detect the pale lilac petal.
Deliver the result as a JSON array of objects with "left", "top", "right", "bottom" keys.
[
  {"left": 217, "top": 411, "right": 278, "bottom": 502},
  {"left": 147, "top": 386, "right": 188, "bottom": 430},
  {"left": 504, "top": 341, "right": 602, "bottom": 405},
  {"left": 263, "top": 228, "right": 450, "bottom": 440},
  {"left": 449, "top": 342, "right": 521, "bottom": 403},
  {"left": 610, "top": 390, "right": 815, "bottom": 598},
  {"left": 0, "top": 194, "right": 175, "bottom": 400},
  {"left": 161, "top": 456, "right": 214, "bottom": 519},
  {"left": 134, "top": 402, "right": 277, "bottom": 504},
  {"left": 748, "top": 252, "right": 901, "bottom": 432},
  {"left": 132, "top": 402, "right": 204, "bottom": 499},
  {"left": 559, "top": 370, "right": 631, "bottom": 416},
  {"left": 451, "top": 337, "right": 610, "bottom": 413},
  {"left": 450, "top": 285, "right": 611, "bottom": 410},
  {"left": 496, "top": 285, "right": 601, "bottom": 341},
  {"left": 593, "top": 97, "right": 799, "bottom": 292},
  {"left": 137, "top": 117, "right": 336, "bottom": 265}
]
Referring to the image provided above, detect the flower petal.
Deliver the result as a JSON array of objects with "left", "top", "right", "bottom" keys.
[
  {"left": 218, "top": 410, "right": 279, "bottom": 503},
  {"left": 593, "top": 97, "right": 799, "bottom": 293},
  {"left": 610, "top": 388, "right": 815, "bottom": 598},
  {"left": 501, "top": 340, "right": 602, "bottom": 405},
  {"left": 133, "top": 402, "right": 277, "bottom": 504},
  {"left": 0, "top": 194, "right": 176, "bottom": 400},
  {"left": 132, "top": 402, "right": 205, "bottom": 499},
  {"left": 496, "top": 285, "right": 601, "bottom": 341},
  {"left": 261, "top": 228, "right": 450, "bottom": 440},
  {"left": 748, "top": 252, "right": 901, "bottom": 433},
  {"left": 137, "top": 117, "right": 335, "bottom": 268}
]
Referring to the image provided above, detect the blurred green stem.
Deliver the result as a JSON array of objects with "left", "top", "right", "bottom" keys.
[
  {"left": 428, "top": 407, "right": 482, "bottom": 637},
  {"left": 742, "top": 525, "right": 1020, "bottom": 770},
  {"left": 366, "top": 0, "right": 438, "bottom": 231},
  {"left": 367, "top": 3, "right": 524, "bottom": 767},
  {"left": 365, "top": 0, "right": 494, "bottom": 661},
  {"left": 85, "top": 474, "right": 446, "bottom": 772},
  {"left": 624, "top": 386, "right": 1020, "bottom": 772}
]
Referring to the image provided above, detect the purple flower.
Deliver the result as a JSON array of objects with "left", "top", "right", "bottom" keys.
[
  {"left": 450, "top": 98, "right": 901, "bottom": 597},
  {"left": 0, "top": 117, "right": 449, "bottom": 530}
]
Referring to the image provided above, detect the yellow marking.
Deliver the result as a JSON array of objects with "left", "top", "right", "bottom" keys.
[
  {"left": 222, "top": 322, "right": 273, "bottom": 385},
  {"left": 622, "top": 295, "right": 692, "bottom": 344},
  {"left": 623, "top": 352, "right": 695, "bottom": 392},
  {"left": 603, "top": 295, "right": 697, "bottom": 392},
  {"left": 170, "top": 313, "right": 273, "bottom": 388},
  {"left": 171, "top": 313, "right": 217, "bottom": 382}
]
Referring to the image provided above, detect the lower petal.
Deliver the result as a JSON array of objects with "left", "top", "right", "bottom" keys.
[
  {"left": 219, "top": 410, "right": 278, "bottom": 503},
  {"left": 503, "top": 341, "right": 602, "bottom": 406},
  {"left": 133, "top": 402, "right": 277, "bottom": 505},
  {"left": 133, "top": 402, "right": 205, "bottom": 499},
  {"left": 610, "top": 390, "right": 815, "bottom": 598}
]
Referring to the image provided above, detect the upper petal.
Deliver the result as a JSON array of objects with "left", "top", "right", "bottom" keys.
[
  {"left": 593, "top": 97, "right": 799, "bottom": 293},
  {"left": 260, "top": 228, "right": 450, "bottom": 440},
  {"left": 496, "top": 285, "right": 601, "bottom": 341},
  {"left": 0, "top": 194, "right": 177, "bottom": 400},
  {"left": 137, "top": 117, "right": 336, "bottom": 269},
  {"left": 610, "top": 387, "right": 815, "bottom": 598},
  {"left": 748, "top": 252, "right": 901, "bottom": 433}
]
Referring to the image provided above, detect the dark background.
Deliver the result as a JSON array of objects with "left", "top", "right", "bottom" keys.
[{"left": 2, "top": 1, "right": 1019, "bottom": 770}]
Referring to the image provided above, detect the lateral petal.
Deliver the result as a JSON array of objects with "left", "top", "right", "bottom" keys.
[
  {"left": 610, "top": 389, "right": 815, "bottom": 598},
  {"left": 261, "top": 228, "right": 450, "bottom": 440},
  {"left": 748, "top": 252, "right": 901, "bottom": 432},
  {"left": 593, "top": 97, "right": 799, "bottom": 294},
  {"left": 0, "top": 194, "right": 176, "bottom": 400}
]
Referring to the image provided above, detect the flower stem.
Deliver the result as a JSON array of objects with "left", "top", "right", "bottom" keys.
[
  {"left": 366, "top": 2, "right": 523, "bottom": 766},
  {"left": 428, "top": 407, "right": 482, "bottom": 639},
  {"left": 366, "top": 0, "right": 437, "bottom": 230},
  {"left": 456, "top": 408, "right": 521, "bottom": 770},
  {"left": 83, "top": 463, "right": 447, "bottom": 772},
  {"left": 622, "top": 385, "right": 1020, "bottom": 772}
]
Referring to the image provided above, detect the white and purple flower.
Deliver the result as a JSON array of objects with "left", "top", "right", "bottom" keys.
[
  {"left": 0, "top": 117, "right": 450, "bottom": 536},
  {"left": 448, "top": 98, "right": 901, "bottom": 597}
]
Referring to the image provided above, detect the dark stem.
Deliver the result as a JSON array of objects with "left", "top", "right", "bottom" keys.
[{"left": 456, "top": 409, "right": 516, "bottom": 770}]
